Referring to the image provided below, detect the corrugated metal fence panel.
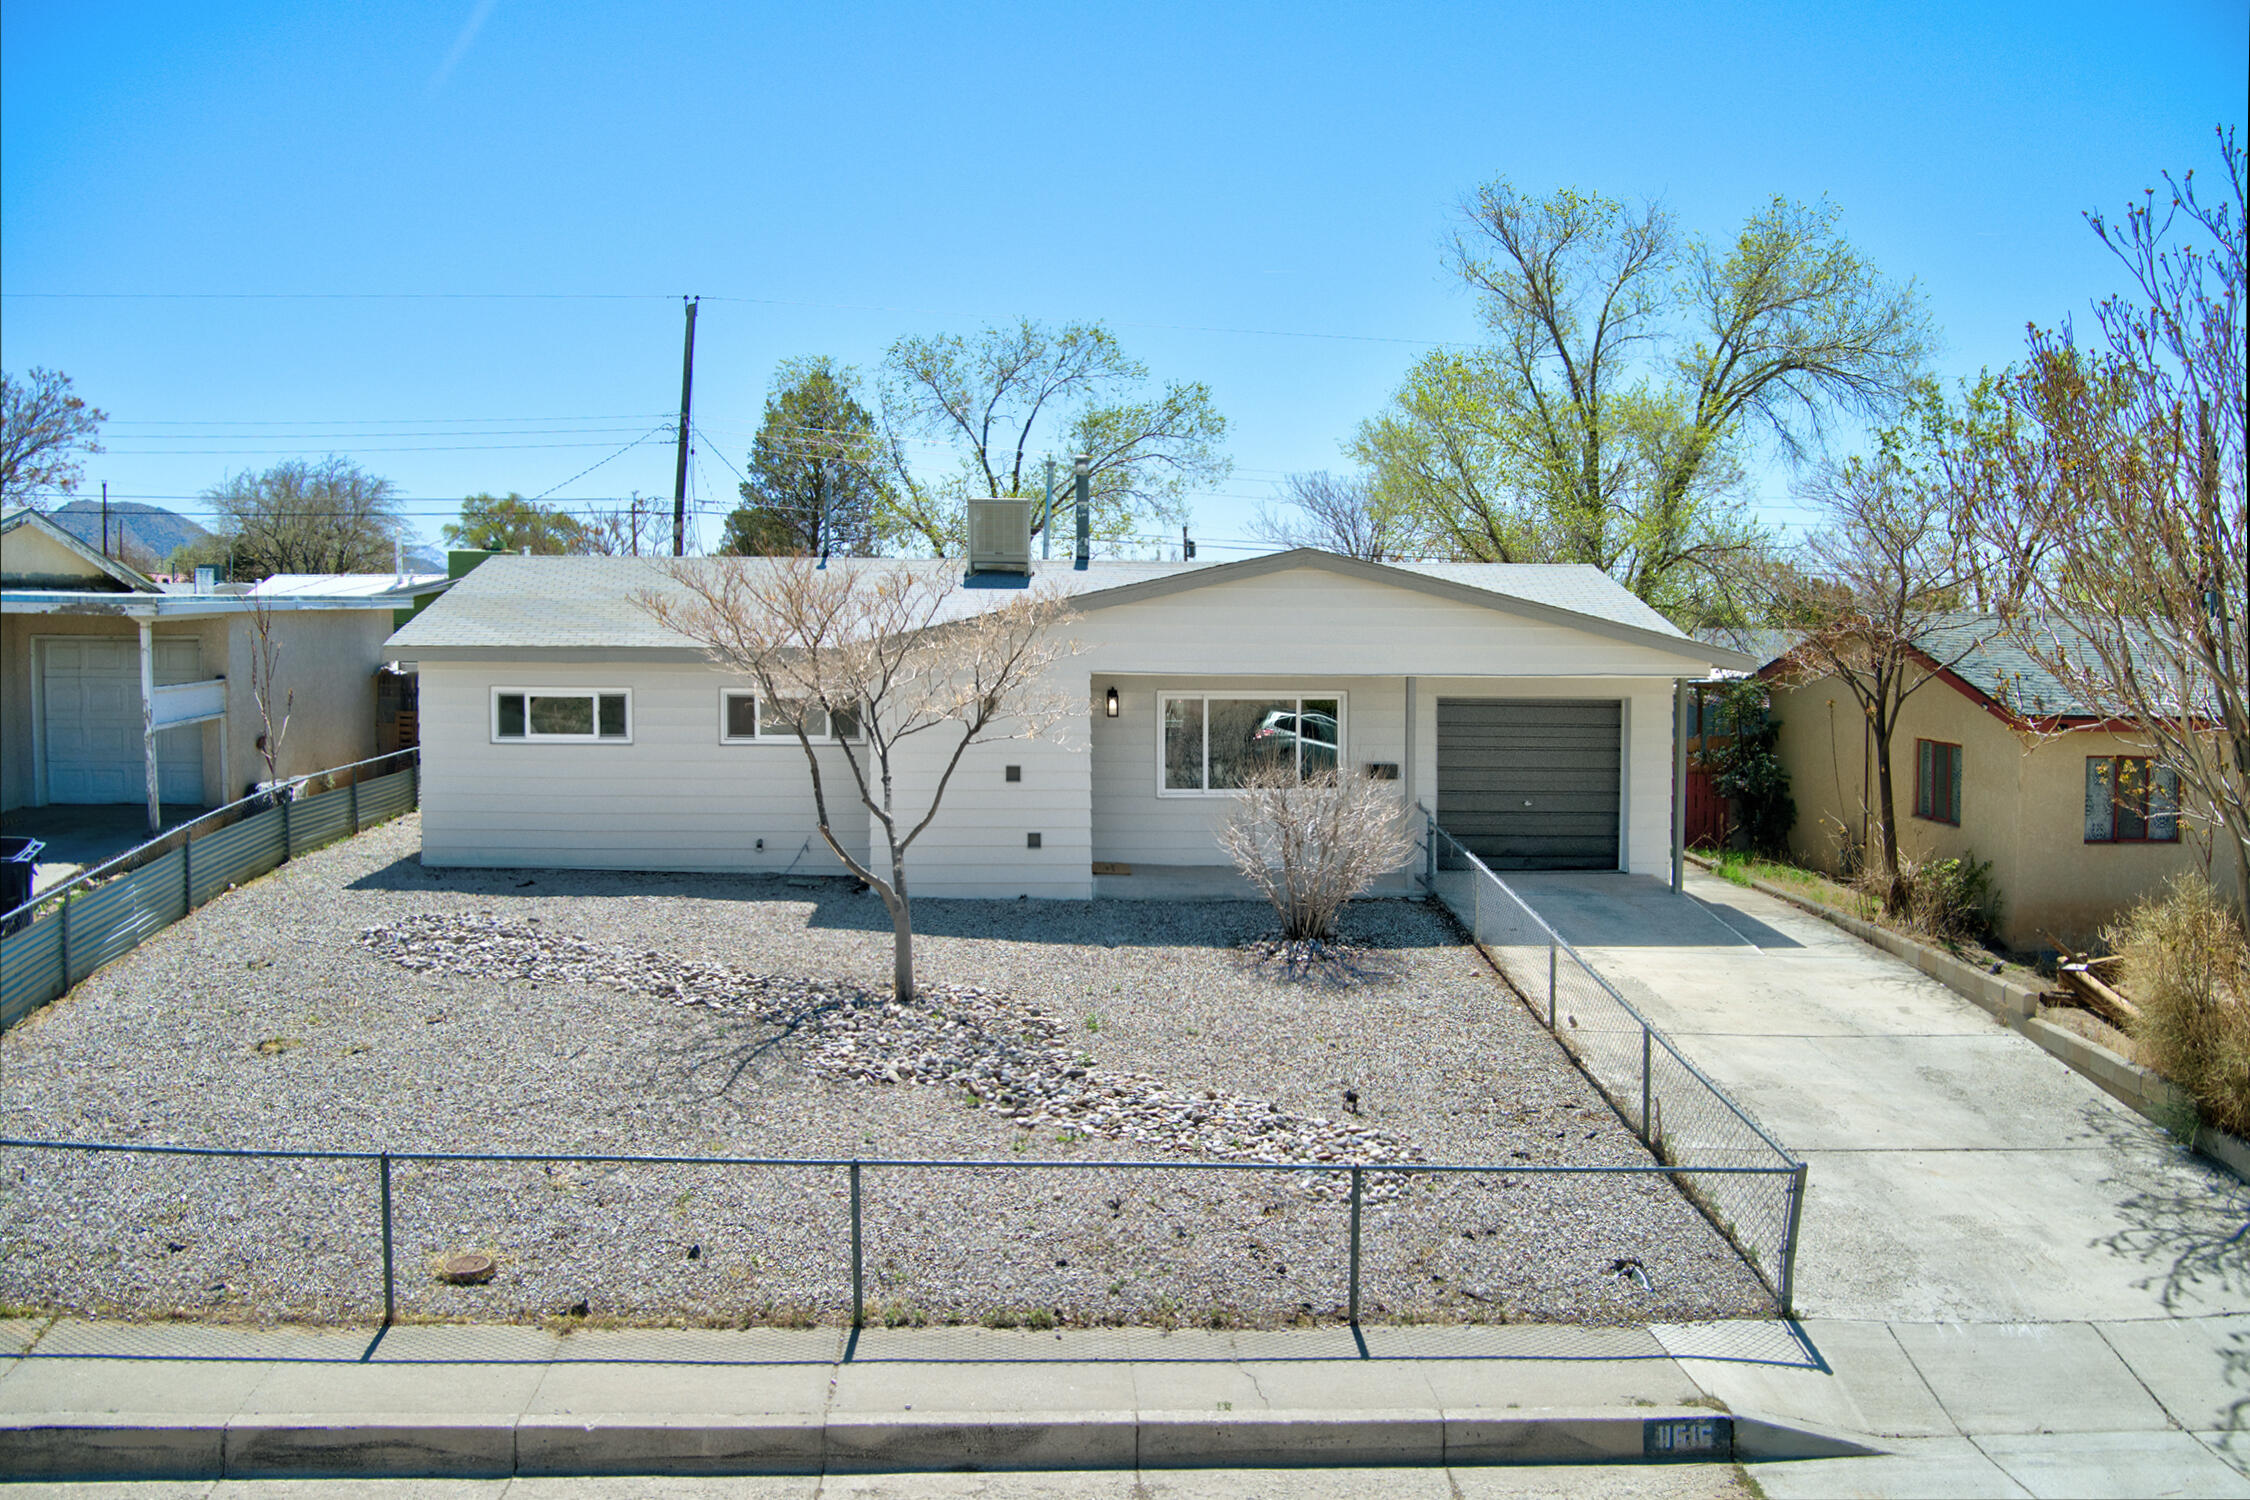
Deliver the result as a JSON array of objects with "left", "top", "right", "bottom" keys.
[
  {"left": 289, "top": 786, "right": 353, "bottom": 855},
  {"left": 66, "top": 848, "right": 188, "bottom": 982},
  {"left": 358, "top": 769, "right": 414, "bottom": 825},
  {"left": 0, "top": 909, "right": 65, "bottom": 1029},
  {"left": 188, "top": 807, "right": 286, "bottom": 906}
]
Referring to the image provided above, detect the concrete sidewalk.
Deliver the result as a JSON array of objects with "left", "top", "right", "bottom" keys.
[
  {"left": 0, "top": 1316, "right": 1829, "bottom": 1482},
  {"left": 4, "top": 1313, "right": 2246, "bottom": 1493}
]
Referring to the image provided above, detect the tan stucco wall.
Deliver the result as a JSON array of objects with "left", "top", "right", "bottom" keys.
[
  {"left": 1, "top": 607, "right": 394, "bottom": 812},
  {"left": 1769, "top": 670, "right": 2236, "bottom": 952}
]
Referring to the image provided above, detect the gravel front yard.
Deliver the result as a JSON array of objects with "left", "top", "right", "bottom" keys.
[{"left": 0, "top": 815, "right": 1771, "bottom": 1328}]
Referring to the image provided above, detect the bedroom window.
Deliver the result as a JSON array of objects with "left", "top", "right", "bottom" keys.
[
  {"left": 719, "top": 689, "right": 862, "bottom": 744},
  {"left": 1159, "top": 692, "right": 1343, "bottom": 794},
  {"left": 1913, "top": 739, "right": 1962, "bottom": 825},
  {"left": 492, "top": 689, "right": 630, "bottom": 743},
  {"left": 2085, "top": 756, "right": 2179, "bottom": 843}
]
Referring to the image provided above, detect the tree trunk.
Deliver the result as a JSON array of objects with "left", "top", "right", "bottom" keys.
[
  {"left": 1871, "top": 725, "right": 1908, "bottom": 916},
  {"left": 888, "top": 855, "right": 915, "bottom": 1002}
]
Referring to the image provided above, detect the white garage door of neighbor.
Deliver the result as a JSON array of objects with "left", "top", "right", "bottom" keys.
[{"left": 41, "top": 636, "right": 206, "bottom": 805}]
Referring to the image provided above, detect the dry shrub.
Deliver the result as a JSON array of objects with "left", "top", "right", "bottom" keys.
[
  {"left": 1218, "top": 768, "right": 1415, "bottom": 942},
  {"left": 1853, "top": 851, "right": 2000, "bottom": 943},
  {"left": 2109, "top": 873, "right": 2250, "bottom": 1139}
]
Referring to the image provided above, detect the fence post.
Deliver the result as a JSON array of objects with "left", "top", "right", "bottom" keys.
[
  {"left": 411, "top": 754, "right": 420, "bottom": 810},
  {"left": 181, "top": 835, "right": 193, "bottom": 912},
  {"left": 1641, "top": 1025, "right": 1653, "bottom": 1143},
  {"left": 349, "top": 777, "right": 360, "bottom": 833},
  {"left": 1547, "top": 942, "right": 1558, "bottom": 1030},
  {"left": 849, "top": 1161, "right": 864, "bottom": 1328},
  {"left": 1779, "top": 1163, "right": 1808, "bottom": 1318},
  {"left": 1347, "top": 1166, "right": 1363, "bottom": 1327},
  {"left": 379, "top": 1152, "right": 395, "bottom": 1326},
  {"left": 280, "top": 795, "right": 292, "bottom": 864},
  {"left": 1424, "top": 814, "right": 1436, "bottom": 887},
  {"left": 57, "top": 889, "right": 72, "bottom": 988}
]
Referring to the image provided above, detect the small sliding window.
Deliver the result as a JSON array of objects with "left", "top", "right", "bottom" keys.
[
  {"left": 492, "top": 688, "right": 631, "bottom": 744},
  {"left": 719, "top": 689, "right": 862, "bottom": 744}
]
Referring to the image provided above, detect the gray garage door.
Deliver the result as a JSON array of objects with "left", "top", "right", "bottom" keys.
[{"left": 1436, "top": 698, "right": 1621, "bottom": 870}]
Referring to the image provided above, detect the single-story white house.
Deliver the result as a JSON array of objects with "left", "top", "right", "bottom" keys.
[
  {"left": 386, "top": 525, "right": 1751, "bottom": 899},
  {"left": 1, "top": 507, "right": 449, "bottom": 826}
]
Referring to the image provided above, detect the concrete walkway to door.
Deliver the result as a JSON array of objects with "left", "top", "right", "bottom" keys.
[{"left": 1497, "top": 867, "right": 2250, "bottom": 1495}]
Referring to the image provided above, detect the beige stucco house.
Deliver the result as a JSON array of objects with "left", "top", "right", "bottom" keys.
[
  {"left": 1758, "top": 616, "right": 2239, "bottom": 955},
  {"left": 387, "top": 542, "right": 1751, "bottom": 898},
  {"left": 2, "top": 507, "right": 446, "bottom": 826}
]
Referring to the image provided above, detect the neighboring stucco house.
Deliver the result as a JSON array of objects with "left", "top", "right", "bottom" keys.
[
  {"left": 1758, "top": 615, "right": 2240, "bottom": 954},
  {"left": 385, "top": 541, "right": 1749, "bottom": 898},
  {"left": 1, "top": 507, "right": 447, "bottom": 823}
]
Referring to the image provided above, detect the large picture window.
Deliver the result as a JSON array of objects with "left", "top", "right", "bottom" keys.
[
  {"left": 1159, "top": 692, "right": 1342, "bottom": 794},
  {"left": 2085, "top": 756, "right": 2179, "bottom": 843},
  {"left": 492, "top": 688, "right": 630, "bottom": 743},
  {"left": 719, "top": 689, "right": 862, "bottom": 744}
]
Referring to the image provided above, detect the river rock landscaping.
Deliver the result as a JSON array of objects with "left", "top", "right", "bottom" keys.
[{"left": 0, "top": 814, "right": 1771, "bottom": 1328}]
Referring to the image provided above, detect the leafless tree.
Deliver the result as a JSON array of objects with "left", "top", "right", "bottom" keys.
[
  {"left": 641, "top": 557, "right": 1080, "bottom": 1000},
  {"left": 582, "top": 494, "right": 663, "bottom": 557},
  {"left": 1764, "top": 445, "right": 1977, "bottom": 915},
  {"left": 1949, "top": 129, "right": 2248, "bottom": 910},
  {"left": 1249, "top": 471, "right": 1416, "bottom": 560},
  {"left": 0, "top": 368, "right": 106, "bottom": 507},
  {"left": 246, "top": 593, "right": 292, "bottom": 790},
  {"left": 1219, "top": 768, "right": 1416, "bottom": 944},
  {"left": 204, "top": 456, "right": 402, "bottom": 577}
]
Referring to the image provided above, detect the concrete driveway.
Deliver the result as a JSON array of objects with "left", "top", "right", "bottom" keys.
[{"left": 1498, "top": 868, "right": 2250, "bottom": 1494}]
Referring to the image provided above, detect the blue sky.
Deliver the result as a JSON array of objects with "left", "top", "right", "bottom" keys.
[{"left": 3, "top": 1, "right": 2244, "bottom": 560}]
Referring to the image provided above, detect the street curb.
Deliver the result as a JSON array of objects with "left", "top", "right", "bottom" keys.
[{"left": 0, "top": 1407, "right": 1865, "bottom": 1479}]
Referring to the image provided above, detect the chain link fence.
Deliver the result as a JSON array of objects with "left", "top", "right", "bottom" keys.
[{"left": 1421, "top": 812, "right": 1807, "bottom": 1311}]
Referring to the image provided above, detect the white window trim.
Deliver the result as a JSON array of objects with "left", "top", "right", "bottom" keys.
[
  {"left": 490, "top": 686, "right": 633, "bottom": 745},
  {"left": 1154, "top": 689, "right": 1348, "bottom": 798},
  {"left": 717, "top": 687, "right": 865, "bottom": 746}
]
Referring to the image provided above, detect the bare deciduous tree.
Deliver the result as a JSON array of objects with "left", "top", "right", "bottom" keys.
[
  {"left": 1218, "top": 768, "right": 1416, "bottom": 946},
  {"left": 1949, "top": 128, "right": 2248, "bottom": 909},
  {"left": 641, "top": 557, "right": 1080, "bottom": 999},
  {"left": 246, "top": 592, "right": 292, "bottom": 791},
  {"left": 0, "top": 368, "right": 106, "bottom": 507},
  {"left": 1765, "top": 438, "right": 1978, "bottom": 915},
  {"left": 1249, "top": 471, "right": 1416, "bottom": 560}
]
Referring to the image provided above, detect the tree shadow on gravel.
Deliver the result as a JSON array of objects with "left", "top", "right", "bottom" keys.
[{"left": 348, "top": 853, "right": 1446, "bottom": 955}]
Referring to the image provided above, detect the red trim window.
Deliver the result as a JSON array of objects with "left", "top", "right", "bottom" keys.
[
  {"left": 2084, "top": 756, "right": 2180, "bottom": 843},
  {"left": 1914, "top": 739, "right": 1962, "bottom": 826}
]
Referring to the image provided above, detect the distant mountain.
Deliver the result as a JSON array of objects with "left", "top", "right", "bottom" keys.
[
  {"left": 46, "top": 500, "right": 210, "bottom": 568},
  {"left": 403, "top": 544, "right": 445, "bottom": 573}
]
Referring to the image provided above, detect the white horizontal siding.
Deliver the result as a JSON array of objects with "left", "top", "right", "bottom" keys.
[
  {"left": 1075, "top": 568, "right": 1702, "bottom": 678},
  {"left": 418, "top": 662, "right": 870, "bottom": 874},
  {"left": 872, "top": 695, "right": 1092, "bottom": 900}
]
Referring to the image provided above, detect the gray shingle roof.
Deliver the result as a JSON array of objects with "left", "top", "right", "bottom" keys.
[
  {"left": 387, "top": 550, "right": 1707, "bottom": 656},
  {"left": 1746, "top": 610, "right": 2168, "bottom": 720}
]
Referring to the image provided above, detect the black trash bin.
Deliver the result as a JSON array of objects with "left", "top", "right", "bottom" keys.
[{"left": 1, "top": 836, "right": 45, "bottom": 930}]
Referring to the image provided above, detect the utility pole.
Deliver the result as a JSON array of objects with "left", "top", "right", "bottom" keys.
[
  {"left": 672, "top": 296, "right": 700, "bottom": 556},
  {"left": 1042, "top": 458, "right": 1055, "bottom": 561},
  {"left": 101, "top": 481, "right": 110, "bottom": 559}
]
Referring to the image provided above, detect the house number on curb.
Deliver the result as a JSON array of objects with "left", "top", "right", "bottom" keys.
[{"left": 1643, "top": 1416, "right": 1732, "bottom": 1459}]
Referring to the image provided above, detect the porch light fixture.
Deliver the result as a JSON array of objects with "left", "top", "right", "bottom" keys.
[{"left": 1105, "top": 686, "right": 1119, "bottom": 718}]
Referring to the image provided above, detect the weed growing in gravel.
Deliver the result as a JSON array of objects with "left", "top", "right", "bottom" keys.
[
  {"left": 879, "top": 1298, "right": 926, "bottom": 1328},
  {"left": 1085, "top": 1013, "right": 1102, "bottom": 1033}
]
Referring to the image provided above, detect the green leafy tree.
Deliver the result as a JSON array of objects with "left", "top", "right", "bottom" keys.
[
  {"left": 723, "top": 357, "right": 891, "bottom": 557},
  {"left": 444, "top": 493, "right": 589, "bottom": 554},
  {"left": 1357, "top": 184, "right": 1932, "bottom": 626},
  {"left": 203, "top": 456, "right": 403, "bottom": 578},
  {"left": 878, "top": 319, "right": 1228, "bottom": 555},
  {"left": 0, "top": 368, "right": 106, "bottom": 507}
]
